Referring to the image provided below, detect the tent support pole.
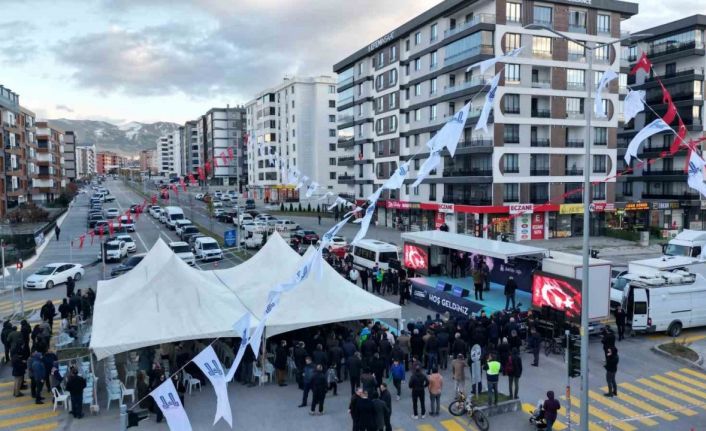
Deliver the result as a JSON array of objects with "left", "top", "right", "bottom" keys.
[{"left": 261, "top": 327, "right": 267, "bottom": 371}]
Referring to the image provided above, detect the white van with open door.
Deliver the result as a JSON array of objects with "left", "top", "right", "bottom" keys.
[{"left": 351, "top": 239, "right": 399, "bottom": 271}]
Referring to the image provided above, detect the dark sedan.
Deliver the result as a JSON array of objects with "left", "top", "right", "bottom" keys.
[{"left": 110, "top": 254, "right": 146, "bottom": 278}]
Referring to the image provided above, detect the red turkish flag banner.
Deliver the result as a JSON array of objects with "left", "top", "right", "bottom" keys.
[
  {"left": 108, "top": 221, "right": 114, "bottom": 237},
  {"left": 98, "top": 225, "right": 104, "bottom": 238},
  {"left": 188, "top": 173, "right": 197, "bottom": 185},
  {"left": 89, "top": 231, "right": 95, "bottom": 245},
  {"left": 670, "top": 118, "right": 687, "bottom": 155},
  {"left": 629, "top": 52, "right": 652, "bottom": 75},
  {"left": 221, "top": 151, "right": 228, "bottom": 165},
  {"left": 179, "top": 178, "right": 187, "bottom": 192},
  {"left": 151, "top": 195, "right": 157, "bottom": 205},
  {"left": 79, "top": 234, "right": 85, "bottom": 249},
  {"left": 659, "top": 81, "right": 677, "bottom": 124},
  {"left": 198, "top": 167, "right": 206, "bottom": 181},
  {"left": 227, "top": 147, "right": 234, "bottom": 160},
  {"left": 204, "top": 161, "right": 211, "bottom": 174},
  {"left": 243, "top": 133, "right": 249, "bottom": 145}
]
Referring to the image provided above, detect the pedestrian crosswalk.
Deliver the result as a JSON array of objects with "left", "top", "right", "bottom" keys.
[
  {"left": 0, "top": 299, "right": 62, "bottom": 319},
  {"left": 516, "top": 367, "right": 706, "bottom": 431}
]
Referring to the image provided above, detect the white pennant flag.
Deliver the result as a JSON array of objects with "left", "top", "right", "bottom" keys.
[
  {"left": 193, "top": 346, "right": 232, "bottom": 427},
  {"left": 467, "top": 46, "right": 524, "bottom": 74},
  {"left": 411, "top": 151, "right": 441, "bottom": 188},
  {"left": 317, "top": 191, "right": 334, "bottom": 201},
  {"left": 249, "top": 291, "right": 281, "bottom": 358},
  {"left": 624, "top": 119, "right": 671, "bottom": 165},
  {"left": 320, "top": 215, "right": 352, "bottom": 250},
  {"left": 427, "top": 102, "right": 471, "bottom": 157},
  {"left": 226, "top": 313, "right": 252, "bottom": 382},
  {"left": 305, "top": 182, "right": 320, "bottom": 198},
  {"left": 624, "top": 90, "right": 646, "bottom": 124},
  {"left": 352, "top": 203, "right": 377, "bottom": 244},
  {"left": 328, "top": 196, "right": 349, "bottom": 210},
  {"left": 594, "top": 70, "right": 618, "bottom": 118},
  {"left": 287, "top": 168, "right": 299, "bottom": 185},
  {"left": 474, "top": 72, "right": 501, "bottom": 134},
  {"left": 383, "top": 162, "right": 410, "bottom": 190},
  {"left": 150, "top": 378, "right": 192, "bottom": 431},
  {"left": 688, "top": 152, "right": 706, "bottom": 198}
]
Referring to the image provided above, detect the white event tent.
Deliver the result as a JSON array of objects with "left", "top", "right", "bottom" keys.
[{"left": 90, "top": 233, "right": 401, "bottom": 360}]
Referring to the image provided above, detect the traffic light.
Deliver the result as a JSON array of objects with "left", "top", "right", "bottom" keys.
[{"left": 567, "top": 334, "right": 581, "bottom": 378}]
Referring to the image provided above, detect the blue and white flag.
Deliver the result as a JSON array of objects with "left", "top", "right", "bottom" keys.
[
  {"left": 328, "top": 196, "right": 350, "bottom": 211},
  {"left": 594, "top": 70, "right": 618, "bottom": 118},
  {"left": 382, "top": 162, "right": 410, "bottom": 190},
  {"left": 317, "top": 191, "right": 335, "bottom": 201},
  {"left": 688, "top": 151, "right": 706, "bottom": 198},
  {"left": 474, "top": 72, "right": 501, "bottom": 134},
  {"left": 194, "top": 346, "right": 232, "bottom": 427},
  {"left": 150, "top": 378, "right": 192, "bottom": 431},
  {"left": 467, "top": 46, "right": 524, "bottom": 74},
  {"left": 624, "top": 119, "right": 671, "bottom": 165},
  {"left": 249, "top": 291, "right": 281, "bottom": 359},
  {"left": 226, "top": 313, "right": 252, "bottom": 382},
  {"left": 427, "top": 102, "right": 471, "bottom": 157},
  {"left": 287, "top": 168, "right": 300, "bottom": 185},
  {"left": 624, "top": 90, "right": 645, "bottom": 124},
  {"left": 305, "top": 181, "right": 320, "bottom": 198},
  {"left": 411, "top": 151, "right": 441, "bottom": 189},
  {"left": 352, "top": 203, "right": 377, "bottom": 244},
  {"left": 321, "top": 216, "right": 352, "bottom": 250}
]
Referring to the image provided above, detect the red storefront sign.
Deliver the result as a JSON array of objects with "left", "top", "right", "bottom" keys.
[
  {"left": 531, "top": 213, "right": 545, "bottom": 240},
  {"left": 589, "top": 202, "right": 615, "bottom": 212},
  {"left": 434, "top": 212, "right": 446, "bottom": 229},
  {"left": 509, "top": 203, "right": 534, "bottom": 215}
]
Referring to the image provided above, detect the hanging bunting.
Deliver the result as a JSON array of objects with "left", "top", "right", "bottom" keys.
[
  {"left": 188, "top": 173, "right": 197, "bottom": 185},
  {"left": 78, "top": 234, "right": 85, "bottom": 249},
  {"left": 98, "top": 225, "right": 104, "bottom": 238},
  {"left": 467, "top": 46, "right": 524, "bottom": 74},
  {"left": 227, "top": 147, "right": 234, "bottom": 161},
  {"left": 351, "top": 202, "right": 377, "bottom": 244},
  {"left": 149, "top": 378, "right": 193, "bottom": 431},
  {"left": 193, "top": 346, "right": 233, "bottom": 427},
  {"left": 427, "top": 102, "right": 471, "bottom": 157},
  {"left": 623, "top": 90, "right": 646, "bottom": 124},
  {"left": 305, "top": 182, "right": 319, "bottom": 199},
  {"left": 249, "top": 291, "right": 282, "bottom": 359},
  {"left": 151, "top": 195, "right": 157, "bottom": 205},
  {"left": 213, "top": 156, "right": 219, "bottom": 168},
  {"left": 89, "top": 230, "right": 95, "bottom": 245},
  {"left": 629, "top": 52, "right": 652, "bottom": 75},
  {"left": 221, "top": 151, "right": 228, "bottom": 166},
  {"left": 205, "top": 161, "right": 212, "bottom": 174},
  {"left": 624, "top": 119, "right": 671, "bottom": 165},
  {"left": 594, "top": 70, "right": 618, "bottom": 118},
  {"left": 382, "top": 162, "right": 410, "bottom": 190},
  {"left": 474, "top": 72, "right": 501, "bottom": 134},
  {"left": 197, "top": 167, "right": 206, "bottom": 181},
  {"left": 411, "top": 151, "right": 442, "bottom": 188},
  {"left": 670, "top": 118, "right": 687, "bottom": 155},
  {"left": 317, "top": 191, "right": 335, "bottom": 201},
  {"left": 107, "top": 221, "right": 114, "bottom": 237},
  {"left": 179, "top": 177, "right": 187, "bottom": 192},
  {"left": 687, "top": 151, "right": 706, "bottom": 198},
  {"left": 659, "top": 81, "right": 677, "bottom": 125}
]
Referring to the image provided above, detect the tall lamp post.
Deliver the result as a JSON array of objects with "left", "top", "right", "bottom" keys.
[{"left": 524, "top": 24, "right": 649, "bottom": 431}]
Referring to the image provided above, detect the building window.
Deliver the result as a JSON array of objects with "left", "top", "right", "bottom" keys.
[
  {"left": 504, "top": 154, "right": 519, "bottom": 173},
  {"left": 533, "top": 5, "right": 553, "bottom": 26},
  {"left": 329, "top": 100, "right": 336, "bottom": 108},
  {"left": 505, "top": 183, "right": 519, "bottom": 201},
  {"left": 329, "top": 143, "right": 336, "bottom": 151},
  {"left": 329, "top": 157, "right": 336, "bottom": 166},
  {"left": 568, "top": 41, "right": 585, "bottom": 60},
  {"left": 405, "top": 39, "right": 410, "bottom": 51},
  {"left": 430, "top": 51, "right": 438, "bottom": 68},
  {"left": 414, "top": 109, "right": 421, "bottom": 121},
  {"left": 505, "top": 64, "right": 520, "bottom": 84},
  {"left": 430, "top": 78, "right": 437, "bottom": 94},
  {"left": 292, "top": 100, "right": 296, "bottom": 108},
  {"left": 507, "top": 2, "right": 521, "bottom": 23},
  {"left": 597, "top": 14, "right": 611, "bottom": 33},
  {"left": 505, "top": 33, "right": 521, "bottom": 51},
  {"left": 357, "top": 83, "right": 363, "bottom": 96},
  {"left": 532, "top": 36, "right": 552, "bottom": 57},
  {"left": 622, "top": 181, "right": 632, "bottom": 196},
  {"left": 594, "top": 127, "right": 607, "bottom": 145},
  {"left": 329, "top": 129, "right": 336, "bottom": 137},
  {"left": 566, "top": 97, "right": 584, "bottom": 115},
  {"left": 358, "top": 62, "right": 363, "bottom": 75},
  {"left": 378, "top": 51, "right": 385, "bottom": 67},
  {"left": 376, "top": 75, "right": 383, "bottom": 90},
  {"left": 567, "top": 69, "right": 585, "bottom": 90},
  {"left": 389, "top": 68, "right": 397, "bottom": 85},
  {"left": 414, "top": 58, "right": 421, "bottom": 71},
  {"left": 415, "top": 31, "right": 422, "bottom": 45},
  {"left": 504, "top": 94, "right": 520, "bottom": 114},
  {"left": 389, "top": 93, "right": 396, "bottom": 109},
  {"left": 391, "top": 46, "right": 397, "bottom": 62},
  {"left": 595, "top": 45, "right": 609, "bottom": 62},
  {"left": 593, "top": 155, "right": 607, "bottom": 173},
  {"left": 592, "top": 183, "right": 606, "bottom": 200},
  {"left": 328, "top": 85, "right": 336, "bottom": 93},
  {"left": 430, "top": 104, "right": 437, "bottom": 120},
  {"left": 330, "top": 172, "right": 336, "bottom": 180},
  {"left": 429, "top": 184, "right": 436, "bottom": 201},
  {"left": 329, "top": 115, "right": 336, "bottom": 122},
  {"left": 568, "top": 10, "right": 587, "bottom": 32},
  {"left": 414, "top": 83, "right": 422, "bottom": 96},
  {"left": 504, "top": 124, "right": 520, "bottom": 143}
]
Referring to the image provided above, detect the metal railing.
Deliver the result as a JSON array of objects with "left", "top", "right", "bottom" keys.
[
  {"left": 566, "top": 140, "right": 584, "bottom": 148},
  {"left": 530, "top": 169, "right": 549, "bottom": 176},
  {"left": 444, "top": 14, "right": 496, "bottom": 38},
  {"left": 531, "top": 139, "right": 550, "bottom": 147},
  {"left": 442, "top": 169, "right": 492, "bottom": 177},
  {"left": 532, "top": 109, "right": 551, "bottom": 118}
]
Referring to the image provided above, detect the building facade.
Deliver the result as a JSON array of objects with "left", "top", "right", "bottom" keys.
[
  {"left": 616, "top": 15, "right": 706, "bottom": 232},
  {"left": 200, "top": 107, "right": 246, "bottom": 189},
  {"left": 63, "top": 130, "right": 77, "bottom": 182},
  {"left": 76, "top": 144, "right": 96, "bottom": 179},
  {"left": 33, "top": 121, "right": 63, "bottom": 203},
  {"left": 96, "top": 151, "right": 125, "bottom": 175},
  {"left": 181, "top": 120, "right": 200, "bottom": 176},
  {"left": 139, "top": 149, "right": 157, "bottom": 174},
  {"left": 155, "top": 131, "right": 181, "bottom": 176},
  {"left": 245, "top": 76, "right": 341, "bottom": 202},
  {"left": 333, "top": 0, "right": 637, "bottom": 240}
]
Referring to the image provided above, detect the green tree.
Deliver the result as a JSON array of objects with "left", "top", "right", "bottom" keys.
[
  {"left": 298, "top": 202, "right": 303, "bottom": 212},
  {"left": 280, "top": 202, "right": 285, "bottom": 211},
  {"left": 289, "top": 203, "right": 294, "bottom": 212},
  {"left": 307, "top": 203, "right": 312, "bottom": 212}
]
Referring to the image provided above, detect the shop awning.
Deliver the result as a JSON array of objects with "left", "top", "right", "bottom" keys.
[{"left": 401, "top": 230, "right": 548, "bottom": 261}]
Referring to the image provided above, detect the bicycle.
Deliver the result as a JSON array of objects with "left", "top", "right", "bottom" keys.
[
  {"left": 544, "top": 336, "right": 565, "bottom": 357},
  {"left": 448, "top": 390, "right": 490, "bottom": 431}
]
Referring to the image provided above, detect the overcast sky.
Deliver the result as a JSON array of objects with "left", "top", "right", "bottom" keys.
[{"left": 0, "top": 0, "right": 703, "bottom": 124}]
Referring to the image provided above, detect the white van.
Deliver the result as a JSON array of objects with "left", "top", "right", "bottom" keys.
[
  {"left": 351, "top": 239, "right": 399, "bottom": 271},
  {"left": 163, "top": 206, "right": 185, "bottom": 230},
  {"left": 193, "top": 237, "right": 223, "bottom": 261}
]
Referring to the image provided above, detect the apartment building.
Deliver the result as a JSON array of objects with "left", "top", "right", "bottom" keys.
[
  {"left": 96, "top": 151, "right": 126, "bottom": 175},
  {"left": 33, "top": 121, "right": 63, "bottom": 203},
  {"left": 155, "top": 132, "right": 181, "bottom": 176},
  {"left": 245, "top": 76, "right": 341, "bottom": 202},
  {"left": 199, "top": 107, "right": 246, "bottom": 189},
  {"left": 76, "top": 144, "right": 96, "bottom": 178},
  {"left": 63, "top": 130, "right": 77, "bottom": 182},
  {"left": 139, "top": 149, "right": 157, "bottom": 175},
  {"left": 180, "top": 120, "right": 200, "bottom": 176},
  {"left": 333, "top": 0, "right": 637, "bottom": 240},
  {"left": 616, "top": 15, "right": 706, "bottom": 231}
]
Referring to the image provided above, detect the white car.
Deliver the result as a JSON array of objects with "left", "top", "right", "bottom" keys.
[
  {"left": 25, "top": 263, "right": 84, "bottom": 290},
  {"left": 104, "top": 208, "right": 120, "bottom": 218},
  {"left": 214, "top": 191, "right": 223, "bottom": 199},
  {"left": 195, "top": 193, "right": 204, "bottom": 200},
  {"left": 169, "top": 241, "right": 196, "bottom": 266},
  {"left": 212, "top": 201, "right": 223, "bottom": 209},
  {"left": 221, "top": 195, "right": 231, "bottom": 202},
  {"left": 243, "top": 221, "right": 268, "bottom": 233},
  {"left": 149, "top": 206, "right": 162, "bottom": 218},
  {"left": 193, "top": 237, "right": 223, "bottom": 261},
  {"left": 99, "top": 240, "right": 128, "bottom": 262},
  {"left": 159, "top": 212, "right": 168, "bottom": 224},
  {"left": 319, "top": 235, "right": 348, "bottom": 249},
  {"left": 275, "top": 220, "right": 299, "bottom": 231},
  {"left": 237, "top": 214, "right": 253, "bottom": 226},
  {"left": 119, "top": 215, "right": 135, "bottom": 232},
  {"left": 116, "top": 234, "right": 137, "bottom": 253},
  {"left": 611, "top": 267, "right": 628, "bottom": 310},
  {"left": 213, "top": 208, "right": 225, "bottom": 217},
  {"left": 175, "top": 220, "right": 193, "bottom": 236}
]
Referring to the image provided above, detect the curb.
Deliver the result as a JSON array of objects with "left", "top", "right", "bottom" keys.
[{"left": 651, "top": 342, "right": 704, "bottom": 370}]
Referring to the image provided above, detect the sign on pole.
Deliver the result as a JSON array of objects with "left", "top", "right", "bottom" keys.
[{"left": 224, "top": 230, "right": 237, "bottom": 248}]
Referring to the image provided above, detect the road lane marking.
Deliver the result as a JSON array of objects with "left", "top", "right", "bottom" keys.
[
  {"left": 522, "top": 403, "right": 569, "bottom": 430},
  {"left": 0, "top": 410, "right": 58, "bottom": 427},
  {"left": 654, "top": 373, "right": 706, "bottom": 398},
  {"left": 620, "top": 382, "right": 697, "bottom": 416},
  {"left": 588, "top": 390, "right": 658, "bottom": 426},
  {"left": 598, "top": 386, "right": 678, "bottom": 421},
  {"left": 16, "top": 423, "right": 60, "bottom": 431},
  {"left": 440, "top": 419, "right": 466, "bottom": 431},
  {"left": 638, "top": 377, "right": 706, "bottom": 407},
  {"left": 568, "top": 396, "right": 635, "bottom": 431},
  {"left": 679, "top": 368, "right": 706, "bottom": 381}
]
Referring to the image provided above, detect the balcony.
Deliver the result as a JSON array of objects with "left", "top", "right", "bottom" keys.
[
  {"left": 337, "top": 156, "right": 355, "bottom": 166},
  {"left": 442, "top": 195, "right": 491, "bottom": 205},
  {"left": 533, "top": 49, "right": 553, "bottom": 59},
  {"left": 594, "top": 140, "right": 607, "bottom": 146},
  {"left": 648, "top": 41, "right": 705, "bottom": 59},
  {"left": 567, "top": 82, "right": 585, "bottom": 91},
  {"left": 441, "top": 169, "right": 492, "bottom": 177},
  {"left": 642, "top": 192, "right": 699, "bottom": 200},
  {"left": 338, "top": 96, "right": 354, "bottom": 106},
  {"left": 533, "top": 19, "right": 553, "bottom": 28},
  {"left": 444, "top": 44, "right": 494, "bottom": 66},
  {"left": 338, "top": 175, "right": 355, "bottom": 184},
  {"left": 337, "top": 76, "right": 354, "bottom": 87},
  {"left": 444, "top": 14, "right": 495, "bottom": 38},
  {"left": 457, "top": 139, "right": 492, "bottom": 149},
  {"left": 531, "top": 79, "right": 551, "bottom": 89},
  {"left": 338, "top": 114, "right": 354, "bottom": 124},
  {"left": 530, "top": 169, "right": 550, "bottom": 176},
  {"left": 566, "top": 111, "right": 585, "bottom": 119},
  {"left": 338, "top": 136, "right": 354, "bottom": 145},
  {"left": 566, "top": 140, "right": 584, "bottom": 148},
  {"left": 566, "top": 168, "right": 584, "bottom": 175},
  {"left": 531, "top": 109, "right": 551, "bottom": 118},
  {"left": 568, "top": 25, "right": 587, "bottom": 34},
  {"left": 444, "top": 76, "right": 486, "bottom": 95},
  {"left": 643, "top": 170, "right": 685, "bottom": 176},
  {"left": 531, "top": 139, "right": 550, "bottom": 147},
  {"left": 568, "top": 53, "right": 586, "bottom": 63}
]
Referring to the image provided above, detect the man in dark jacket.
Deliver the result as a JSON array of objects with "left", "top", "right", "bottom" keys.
[
  {"left": 601, "top": 327, "right": 616, "bottom": 359},
  {"left": 436, "top": 329, "right": 450, "bottom": 370},
  {"left": 328, "top": 343, "right": 344, "bottom": 381},
  {"left": 528, "top": 329, "right": 541, "bottom": 366},
  {"left": 42, "top": 350, "right": 58, "bottom": 394},
  {"left": 425, "top": 332, "right": 439, "bottom": 371},
  {"left": 298, "top": 357, "right": 315, "bottom": 407},
  {"left": 451, "top": 333, "right": 467, "bottom": 358},
  {"left": 29, "top": 352, "right": 45, "bottom": 404},
  {"left": 274, "top": 340, "right": 288, "bottom": 386},
  {"left": 313, "top": 344, "right": 328, "bottom": 368},
  {"left": 348, "top": 352, "right": 362, "bottom": 395},
  {"left": 410, "top": 329, "right": 424, "bottom": 363},
  {"left": 66, "top": 368, "right": 87, "bottom": 418},
  {"left": 360, "top": 268, "right": 369, "bottom": 291},
  {"left": 1, "top": 321, "right": 12, "bottom": 363},
  {"left": 615, "top": 307, "right": 627, "bottom": 341},
  {"left": 543, "top": 390, "right": 561, "bottom": 431},
  {"left": 379, "top": 382, "right": 393, "bottom": 431},
  {"left": 293, "top": 341, "right": 307, "bottom": 388},
  {"left": 504, "top": 276, "right": 517, "bottom": 310},
  {"left": 408, "top": 366, "right": 429, "bottom": 419},
  {"left": 372, "top": 395, "right": 389, "bottom": 430},
  {"left": 604, "top": 347, "right": 619, "bottom": 397},
  {"left": 66, "top": 276, "right": 76, "bottom": 300},
  {"left": 12, "top": 353, "right": 26, "bottom": 397},
  {"left": 353, "top": 390, "right": 376, "bottom": 431},
  {"left": 507, "top": 347, "right": 523, "bottom": 399},
  {"left": 310, "top": 364, "right": 328, "bottom": 415}
]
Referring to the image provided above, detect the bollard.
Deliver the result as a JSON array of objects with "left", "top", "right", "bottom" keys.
[{"left": 120, "top": 404, "right": 127, "bottom": 431}]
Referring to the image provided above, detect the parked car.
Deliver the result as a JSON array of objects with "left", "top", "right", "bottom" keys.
[
  {"left": 175, "top": 220, "right": 193, "bottom": 237},
  {"left": 104, "top": 208, "right": 119, "bottom": 218},
  {"left": 195, "top": 193, "right": 204, "bottom": 200},
  {"left": 193, "top": 237, "right": 223, "bottom": 261},
  {"left": 212, "top": 201, "right": 223, "bottom": 209},
  {"left": 25, "top": 263, "right": 85, "bottom": 290},
  {"left": 169, "top": 241, "right": 196, "bottom": 266},
  {"left": 103, "top": 195, "right": 116, "bottom": 202},
  {"left": 149, "top": 206, "right": 162, "bottom": 218},
  {"left": 217, "top": 209, "right": 237, "bottom": 223},
  {"left": 118, "top": 215, "right": 135, "bottom": 232},
  {"left": 110, "top": 254, "right": 145, "bottom": 278},
  {"left": 129, "top": 204, "right": 140, "bottom": 213},
  {"left": 274, "top": 220, "right": 299, "bottom": 231},
  {"left": 180, "top": 226, "right": 201, "bottom": 242},
  {"left": 293, "top": 229, "right": 320, "bottom": 244},
  {"left": 188, "top": 233, "right": 206, "bottom": 248},
  {"left": 93, "top": 220, "right": 110, "bottom": 233},
  {"left": 99, "top": 240, "right": 128, "bottom": 262},
  {"left": 237, "top": 214, "right": 253, "bottom": 226},
  {"left": 221, "top": 195, "right": 231, "bottom": 202},
  {"left": 213, "top": 191, "right": 223, "bottom": 200},
  {"left": 243, "top": 221, "right": 268, "bottom": 233},
  {"left": 87, "top": 214, "right": 104, "bottom": 228},
  {"left": 116, "top": 234, "right": 137, "bottom": 253},
  {"left": 245, "top": 199, "right": 256, "bottom": 210}
]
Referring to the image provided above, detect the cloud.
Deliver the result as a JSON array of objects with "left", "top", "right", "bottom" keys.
[
  {"left": 55, "top": 104, "right": 74, "bottom": 112},
  {"left": 0, "top": 20, "right": 38, "bottom": 64},
  {"left": 622, "top": 1, "right": 706, "bottom": 32},
  {"left": 52, "top": 0, "right": 439, "bottom": 101}
]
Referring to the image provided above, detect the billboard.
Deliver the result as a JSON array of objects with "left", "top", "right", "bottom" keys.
[
  {"left": 532, "top": 271, "right": 582, "bottom": 320},
  {"left": 404, "top": 244, "right": 429, "bottom": 270}
]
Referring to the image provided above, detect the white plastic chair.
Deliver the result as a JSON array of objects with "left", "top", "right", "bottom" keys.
[
  {"left": 120, "top": 381, "right": 135, "bottom": 404},
  {"left": 184, "top": 373, "right": 201, "bottom": 395},
  {"left": 52, "top": 387, "right": 70, "bottom": 411},
  {"left": 252, "top": 366, "right": 269, "bottom": 385},
  {"left": 124, "top": 364, "right": 137, "bottom": 387},
  {"left": 264, "top": 361, "right": 275, "bottom": 383},
  {"left": 105, "top": 380, "right": 121, "bottom": 410}
]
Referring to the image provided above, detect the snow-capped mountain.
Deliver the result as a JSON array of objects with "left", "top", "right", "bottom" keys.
[{"left": 48, "top": 119, "right": 180, "bottom": 155}]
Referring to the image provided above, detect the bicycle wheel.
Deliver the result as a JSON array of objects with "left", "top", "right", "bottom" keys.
[
  {"left": 544, "top": 341, "right": 553, "bottom": 357},
  {"left": 472, "top": 409, "right": 490, "bottom": 431},
  {"left": 448, "top": 400, "right": 466, "bottom": 416}
]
